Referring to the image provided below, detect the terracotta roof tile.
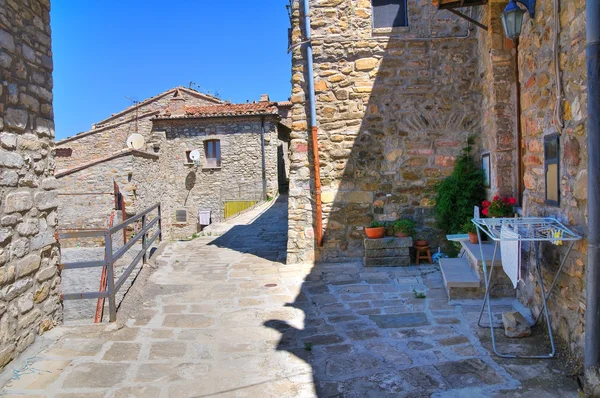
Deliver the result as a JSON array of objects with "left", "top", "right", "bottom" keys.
[{"left": 158, "top": 102, "right": 279, "bottom": 119}]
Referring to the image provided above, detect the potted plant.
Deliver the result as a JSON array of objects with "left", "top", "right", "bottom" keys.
[
  {"left": 365, "top": 221, "right": 385, "bottom": 239},
  {"left": 463, "top": 222, "right": 479, "bottom": 244},
  {"left": 481, "top": 195, "right": 517, "bottom": 217},
  {"left": 392, "top": 219, "right": 416, "bottom": 238}
]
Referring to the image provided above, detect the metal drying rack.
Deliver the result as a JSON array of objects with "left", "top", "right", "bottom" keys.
[{"left": 471, "top": 216, "right": 582, "bottom": 359}]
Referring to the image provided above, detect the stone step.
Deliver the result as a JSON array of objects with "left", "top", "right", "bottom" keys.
[
  {"left": 439, "top": 257, "right": 481, "bottom": 300},
  {"left": 364, "top": 256, "right": 410, "bottom": 267}
]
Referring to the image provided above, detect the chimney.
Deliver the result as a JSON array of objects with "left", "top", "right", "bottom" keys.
[{"left": 259, "top": 94, "right": 270, "bottom": 103}]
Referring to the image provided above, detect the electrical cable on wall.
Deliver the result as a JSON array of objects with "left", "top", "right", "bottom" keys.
[{"left": 552, "top": 0, "right": 564, "bottom": 133}]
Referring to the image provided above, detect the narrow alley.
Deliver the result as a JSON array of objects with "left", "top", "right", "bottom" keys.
[{"left": 0, "top": 197, "right": 581, "bottom": 397}]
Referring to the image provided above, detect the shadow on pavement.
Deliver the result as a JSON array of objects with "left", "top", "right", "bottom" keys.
[{"left": 208, "top": 195, "right": 289, "bottom": 264}]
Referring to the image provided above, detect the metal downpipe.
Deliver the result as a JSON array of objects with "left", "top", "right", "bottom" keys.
[
  {"left": 585, "top": 0, "right": 600, "bottom": 378},
  {"left": 302, "top": 0, "right": 323, "bottom": 247},
  {"left": 260, "top": 116, "right": 268, "bottom": 200}
]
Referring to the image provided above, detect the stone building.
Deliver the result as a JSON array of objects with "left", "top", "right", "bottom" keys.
[
  {"left": 0, "top": 0, "right": 62, "bottom": 367},
  {"left": 54, "top": 88, "right": 291, "bottom": 241},
  {"left": 288, "top": 0, "right": 588, "bottom": 359}
]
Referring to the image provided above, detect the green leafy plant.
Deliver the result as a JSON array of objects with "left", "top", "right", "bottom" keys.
[
  {"left": 304, "top": 342, "right": 313, "bottom": 351},
  {"left": 413, "top": 289, "right": 426, "bottom": 299},
  {"left": 369, "top": 221, "right": 385, "bottom": 228},
  {"left": 462, "top": 222, "right": 477, "bottom": 234},
  {"left": 392, "top": 219, "right": 416, "bottom": 237},
  {"left": 434, "top": 137, "right": 486, "bottom": 235}
]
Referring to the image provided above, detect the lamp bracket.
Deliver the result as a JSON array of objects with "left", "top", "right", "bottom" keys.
[{"left": 515, "top": 0, "right": 535, "bottom": 18}]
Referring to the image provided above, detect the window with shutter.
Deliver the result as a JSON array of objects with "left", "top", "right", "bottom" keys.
[{"left": 204, "top": 139, "right": 221, "bottom": 168}]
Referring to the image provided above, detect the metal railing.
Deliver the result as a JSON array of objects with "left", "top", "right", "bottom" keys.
[{"left": 58, "top": 203, "right": 162, "bottom": 322}]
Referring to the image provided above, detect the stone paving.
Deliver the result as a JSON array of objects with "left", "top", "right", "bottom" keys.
[{"left": 0, "top": 196, "right": 582, "bottom": 397}]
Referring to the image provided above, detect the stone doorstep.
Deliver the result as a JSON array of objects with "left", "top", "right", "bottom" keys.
[
  {"left": 439, "top": 257, "right": 482, "bottom": 300},
  {"left": 365, "top": 248, "right": 410, "bottom": 258},
  {"left": 364, "top": 237, "right": 413, "bottom": 250},
  {"left": 364, "top": 256, "right": 410, "bottom": 267},
  {"left": 461, "top": 242, "right": 503, "bottom": 269}
]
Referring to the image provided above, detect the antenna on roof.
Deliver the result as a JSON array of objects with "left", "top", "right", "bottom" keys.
[
  {"left": 188, "top": 82, "right": 200, "bottom": 90},
  {"left": 125, "top": 96, "right": 140, "bottom": 134}
]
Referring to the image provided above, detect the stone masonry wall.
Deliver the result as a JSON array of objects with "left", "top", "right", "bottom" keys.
[
  {"left": 0, "top": 0, "right": 62, "bottom": 368},
  {"left": 514, "top": 0, "right": 588, "bottom": 357},
  {"left": 55, "top": 152, "right": 160, "bottom": 247},
  {"left": 152, "top": 117, "right": 280, "bottom": 240},
  {"left": 54, "top": 89, "right": 221, "bottom": 173},
  {"left": 476, "top": 2, "right": 518, "bottom": 198},
  {"left": 287, "top": 0, "right": 481, "bottom": 263}
]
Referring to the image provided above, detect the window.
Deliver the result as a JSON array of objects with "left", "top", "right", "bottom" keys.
[
  {"left": 544, "top": 134, "right": 559, "bottom": 206},
  {"left": 185, "top": 150, "right": 193, "bottom": 164},
  {"left": 372, "top": 0, "right": 408, "bottom": 29},
  {"left": 204, "top": 139, "right": 221, "bottom": 168}
]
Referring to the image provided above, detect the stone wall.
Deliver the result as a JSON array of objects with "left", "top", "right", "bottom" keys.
[
  {"left": 0, "top": 0, "right": 62, "bottom": 368},
  {"left": 287, "top": 0, "right": 481, "bottom": 263},
  {"left": 54, "top": 88, "right": 221, "bottom": 173},
  {"left": 55, "top": 151, "right": 159, "bottom": 247},
  {"left": 152, "top": 116, "right": 281, "bottom": 240},
  {"left": 513, "top": 0, "right": 587, "bottom": 357},
  {"left": 476, "top": 2, "right": 518, "bottom": 198}
]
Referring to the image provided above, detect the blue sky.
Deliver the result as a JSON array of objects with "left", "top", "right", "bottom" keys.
[{"left": 51, "top": 1, "right": 292, "bottom": 139}]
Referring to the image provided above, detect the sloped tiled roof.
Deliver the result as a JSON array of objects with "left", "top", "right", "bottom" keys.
[{"left": 157, "top": 102, "right": 280, "bottom": 119}]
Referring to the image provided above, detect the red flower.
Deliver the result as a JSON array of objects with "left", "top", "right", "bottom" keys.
[
  {"left": 508, "top": 197, "right": 517, "bottom": 205},
  {"left": 482, "top": 207, "right": 489, "bottom": 216},
  {"left": 493, "top": 195, "right": 500, "bottom": 201},
  {"left": 482, "top": 200, "right": 491, "bottom": 208}
]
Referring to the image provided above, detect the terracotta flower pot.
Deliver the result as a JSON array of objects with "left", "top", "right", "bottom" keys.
[
  {"left": 468, "top": 232, "right": 479, "bottom": 244},
  {"left": 414, "top": 240, "right": 429, "bottom": 247},
  {"left": 395, "top": 232, "right": 408, "bottom": 238},
  {"left": 365, "top": 227, "right": 385, "bottom": 239}
]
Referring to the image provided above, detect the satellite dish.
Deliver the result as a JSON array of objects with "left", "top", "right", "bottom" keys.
[
  {"left": 126, "top": 133, "right": 145, "bottom": 150},
  {"left": 189, "top": 149, "right": 201, "bottom": 162}
]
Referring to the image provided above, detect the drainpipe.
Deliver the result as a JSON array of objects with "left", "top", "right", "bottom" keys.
[
  {"left": 585, "top": 0, "right": 600, "bottom": 377},
  {"left": 302, "top": 0, "right": 323, "bottom": 247},
  {"left": 260, "top": 116, "right": 268, "bottom": 200}
]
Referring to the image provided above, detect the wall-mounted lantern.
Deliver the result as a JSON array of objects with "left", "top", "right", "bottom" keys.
[{"left": 501, "top": 0, "right": 536, "bottom": 40}]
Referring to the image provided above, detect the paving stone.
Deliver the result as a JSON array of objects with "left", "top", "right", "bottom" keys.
[
  {"left": 61, "top": 362, "right": 129, "bottom": 388},
  {"left": 400, "top": 365, "right": 448, "bottom": 393},
  {"left": 407, "top": 341, "right": 435, "bottom": 351},
  {"left": 435, "top": 317, "right": 461, "bottom": 325},
  {"left": 347, "top": 329, "right": 382, "bottom": 340},
  {"left": 113, "top": 386, "right": 161, "bottom": 398},
  {"left": 323, "top": 344, "right": 354, "bottom": 354},
  {"left": 369, "top": 312, "right": 429, "bottom": 328},
  {"left": 102, "top": 342, "right": 141, "bottom": 361},
  {"left": 365, "top": 342, "right": 413, "bottom": 365},
  {"left": 438, "top": 336, "right": 470, "bottom": 346},
  {"left": 325, "top": 354, "right": 382, "bottom": 377},
  {"left": 302, "top": 334, "right": 344, "bottom": 346},
  {"left": 4, "top": 360, "right": 70, "bottom": 390},
  {"left": 435, "top": 358, "right": 504, "bottom": 388},
  {"left": 163, "top": 314, "right": 213, "bottom": 328},
  {"left": 149, "top": 341, "right": 187, "bottom": 359}
]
